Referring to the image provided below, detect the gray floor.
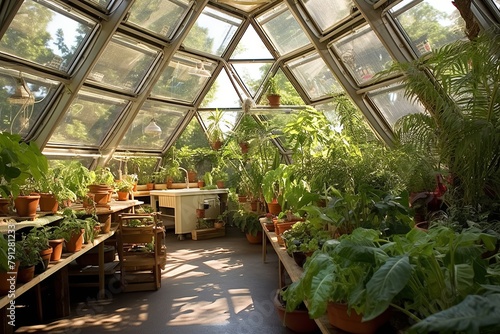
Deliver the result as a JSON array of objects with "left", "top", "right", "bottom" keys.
[{"left": 16, "top": 226, "right": 297, "bottom": 334}]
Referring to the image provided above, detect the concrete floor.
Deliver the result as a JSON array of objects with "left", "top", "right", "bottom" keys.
[{"left": 15, "top": 226, "right": 299, "bottom": 334}]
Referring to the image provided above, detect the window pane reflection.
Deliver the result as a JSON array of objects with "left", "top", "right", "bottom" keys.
[
  {"left": 368, "top": 85, "right": 425, "bottom": 128},
  {"left": 119, "top": 101, "right": 187, "bottom": 150},
  {"left": 0, "top": 71, "right": 59, "bottom": 136},
  {"left": 331, "top": 25, "right": 393, "bottom": 85},
  {"left": 49, "top": 90, "right": 127, "bottom": 146},
  {"left": 0, "top": 1, "right": 94, "bottom": 73},
  {"left": 256, "top": 3, "right": 311, "bottom": 56},
  {"left": 390, "top": 0, "right": 466, "bottom": 56}
]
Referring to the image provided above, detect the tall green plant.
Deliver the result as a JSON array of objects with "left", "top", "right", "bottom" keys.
[{"left": 383, "top": 28, "right": 500, "bottom": 210}]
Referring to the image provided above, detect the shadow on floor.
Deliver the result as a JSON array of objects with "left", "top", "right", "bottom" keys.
[{"left": 15, "top": 226, "right": 301, "bottom": 334}]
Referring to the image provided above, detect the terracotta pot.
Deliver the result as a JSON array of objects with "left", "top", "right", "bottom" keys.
[
  {"left": 65, "top": 229, "right": 85, "bottom": 253},
  {"left": 17, "top": 266, "right": 35, "bottom": 283},
  {"left": 196, "top": 209, "right": 205, "bottom": 219},
  {"left": 238, "top": 195, "right": 248, "bottom": 203},
  {"left": 216, "top": 180, "right": 225, "bottom": 189},
  {"left": 197, "top": 180, "right": 205, "bottom": 188},
  {"left": 188, "top": 170, "right": 197, "bottom": 183},
  {"left": 267, "top": 94, "right": 281, "bottom": 107},
  {"left": 99, "top": 213, "right": 112, "bottom": 234},
  {"left": 14, "top": 194, "right": 40, "bottom": 218},
  {"left": 414, "top": 221, "right": 429, "bottom": 232},
  {"left": 239, "top": 141, "right": 250, "bottom": 154},
  {"left": 36, "top": 246, "right": 53, "bottom": 274},
  {"left": 211, "top": 139, "right": 223, "bottom": 150},
  {"left": 39, "top": 193, "right": 58, "bottom": 213},
  {"left": 214, "top": 221, "right": 225, "bottom": 229},
  {"left": 267, "top": 202, "right": 282, "bottom": 215},
  {"left": 146, "top": 183, "right": 154, "bottom": 190},
  {"left": 117, "top": 191, "right": 129, "bottom": 201},
  {"left": 245, "top": 231, "right": 262, "bottom": 244},
  {"left": 90, "top": 191, "right": 109, "bottom": 206},
  {"left": 0, "top": 198, "right": 11, "bottom": 215},
  {"left": 326, "top": 302, "right": 391, "bottom": 334},
  {"left": 49, "top": 239, "right": 64, "bottom": 261},
  {"left": 275, "top": 221, "right": 295, "bottom": 246},
  {"left": 273, "top": 288, "right": 318, "bottom": 333},
  {"left": 250, "top": 200, "right": 259, "bottom": 212}
]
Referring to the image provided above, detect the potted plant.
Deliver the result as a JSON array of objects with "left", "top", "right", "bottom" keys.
[
  {"left": 115, "top": 177, "right": 134, "bottom": 201},
  {"left": 87, "top": 167, "right": 115, "bottom": 205},
  {"left": 54, "top": 161, "right": 94, "bottom": 203},
  {"left": 16, "top": 237, "right": 41, "bottom": 283},
  {"left": 59, "top": 208, "right": 89, "bottom": 252},
  {"left": 46, "top": 225, "right": 65, "bottom": 261},
  {"left": 266, "top": 76, "right": 281, "bottom": 107},
  {"left": 232, "top": 209, "right": 261, "bottom": 244},
  {"left": 0, "top": 132, "right": 48, "bottom": 200},
  {"left": 24, "top": 227, "right": 53, "bottom": 273},
  {"left": 206, "top": 108, "right": 229, "bottom": 150},
  {"left": 281, "top": 219, "right": 331, "bottom": 267},
  {"left": 37, "top": 168, "right": 77, "bottom": 212}
]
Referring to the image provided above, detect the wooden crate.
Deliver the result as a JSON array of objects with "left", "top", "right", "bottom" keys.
[{"left": 191, "top": 227, "right": 225, "bottom": 240}]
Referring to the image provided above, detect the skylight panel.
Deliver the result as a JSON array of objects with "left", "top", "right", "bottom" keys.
[
  {"left": 87, "top": 34, "right": 160, "bottom": 93},
  {"left": 331, "top": 25, "right": 393, "bottom": 86},
  {"left": 256, "top": 3, "right": 311, "bottom": 56},
  {"left": 389, "top": 0, "right": 467, "bottom": 56},
  {"left": 299, "top": 0, "right": 353, "bottom": 34},
  {"left": 232, "top": 62, "right": 272, "bottom": 98},
  {"left": 367, "top": 84, "right": 426, "bottom": 129},
  {"left": 0, "top": 70, "right": 59, "bottom": 136},
  {"left": 151, "top": 52, "right": 214, "bottom": 104},
  {"left": 183, "top": 6, "right": 242, "bottom": 56},
  {"left": 49, "top": 90, "right": 128, "bottom": 146},
  {"left": 286, "top": 52, "right": 343, "bottom": 101},
  {"left": 200, "top": 69, "right": 242, "bottom": 109},
  {"left": 119, "top": 102, "right": 187, "bottom": 150},
  {"left": 126, "top": 0, "right": 192, "bottom": 39},
  {"left": 230, "top": 25, "right": 273, "bottom": 60},
  {"left": 0, "top": 0, "right": 94, "bottom": 73}
]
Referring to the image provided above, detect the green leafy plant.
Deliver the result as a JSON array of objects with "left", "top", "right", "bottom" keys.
[
  {"left": 232, "top": 209, "right": 261, "bottom": 236},
  {"left": 92, "top": 167, "right": 115, "bottom": 186},
  {"left": 281, "top": 220, "right": 330, "bottom": 255},
  {"left": 0, "top": 132, "right": 48, "bottom": 199},
  {"left": 283, "top": 225, "right": 499, "bottom": 330}
]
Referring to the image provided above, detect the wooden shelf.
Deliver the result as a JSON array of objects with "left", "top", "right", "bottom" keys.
[{"left": 261, "top": 221, "right": 339, "bottom": 334}]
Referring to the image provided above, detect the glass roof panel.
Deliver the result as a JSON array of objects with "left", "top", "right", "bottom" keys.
[
  {"left": 81, "top": 0, "right": 114, "bottom": 10},
  {"left": 390, "top": 0, "right": 467, "bottom": 57},
  {"left": 0, "top": 70, "right": 59, "bottom": 136},
  {"left": 230, "top": 25, "right": 273, "bottom": 60},
  {"left": 119, "top": 101, "right": 187, "bottom": 150},
  {"left": 151, "top": 52, "right": 214, "bottom": 103},
  {"left": 87, "top": 34, "right": 159, "bottom": 93},
  {"left": 201, "top": 69, "right": 242, "bottom": 108},
  {"left": 331, "top": 25, "right": 393, "bottom": 85},
  {"left": 126, "top": 0, "right": 191, "bottom": 39},
  {"left": 367, "top": 84, "right": 426, "bottom": 128},
  {"left": 0, "top": 0, "right": 94, "bottom": 73},
  {"left": 182, "top": 6, "right": 242, "bottom": 56},
  {"left": 286, "top": 52, "right": 343, "bottom": 100},
  {"left": 256, "top": 3, "right": 311, "bottom": 56},
  {"left": 299, "top": 0, "right": 353, "bottom": 33},
  {"left": 232, "top": 62, "right": 271, "bottom": 98},
  {"left": 49, "top": 90, "right": 128, "bottom": 146}
]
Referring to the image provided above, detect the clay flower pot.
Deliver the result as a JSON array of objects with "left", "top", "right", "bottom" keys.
[
  {"left": 14, "top": 194, "right": 40, "bottom": 218},
  {"left": 273, "top": 288, "right": 318, "bottom": 333},
  {"left": 326, "top": 302, "right": 391, "bottom": 334}
]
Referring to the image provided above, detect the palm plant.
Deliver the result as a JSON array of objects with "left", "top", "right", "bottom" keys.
[{"left": 382, "top": 27, "right": 500, "bottom": 212}]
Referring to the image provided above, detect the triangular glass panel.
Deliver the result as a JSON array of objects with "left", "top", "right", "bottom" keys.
[
  {"left": 230, "top": 25, "right": 273, "bottom": 60},
  {"left": 200, "top": 68, "right": 242, "bottom": 109},
  {"left": 183, "top": 6, "right": 242, "bottom": 56},
  {"left": 232, "top": 62, "right": 272, "bottom": 98}
]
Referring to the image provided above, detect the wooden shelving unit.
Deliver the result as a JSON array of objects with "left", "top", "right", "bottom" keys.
[{"left": 261, "top": 221, "right": 340, "bottom": 334}]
